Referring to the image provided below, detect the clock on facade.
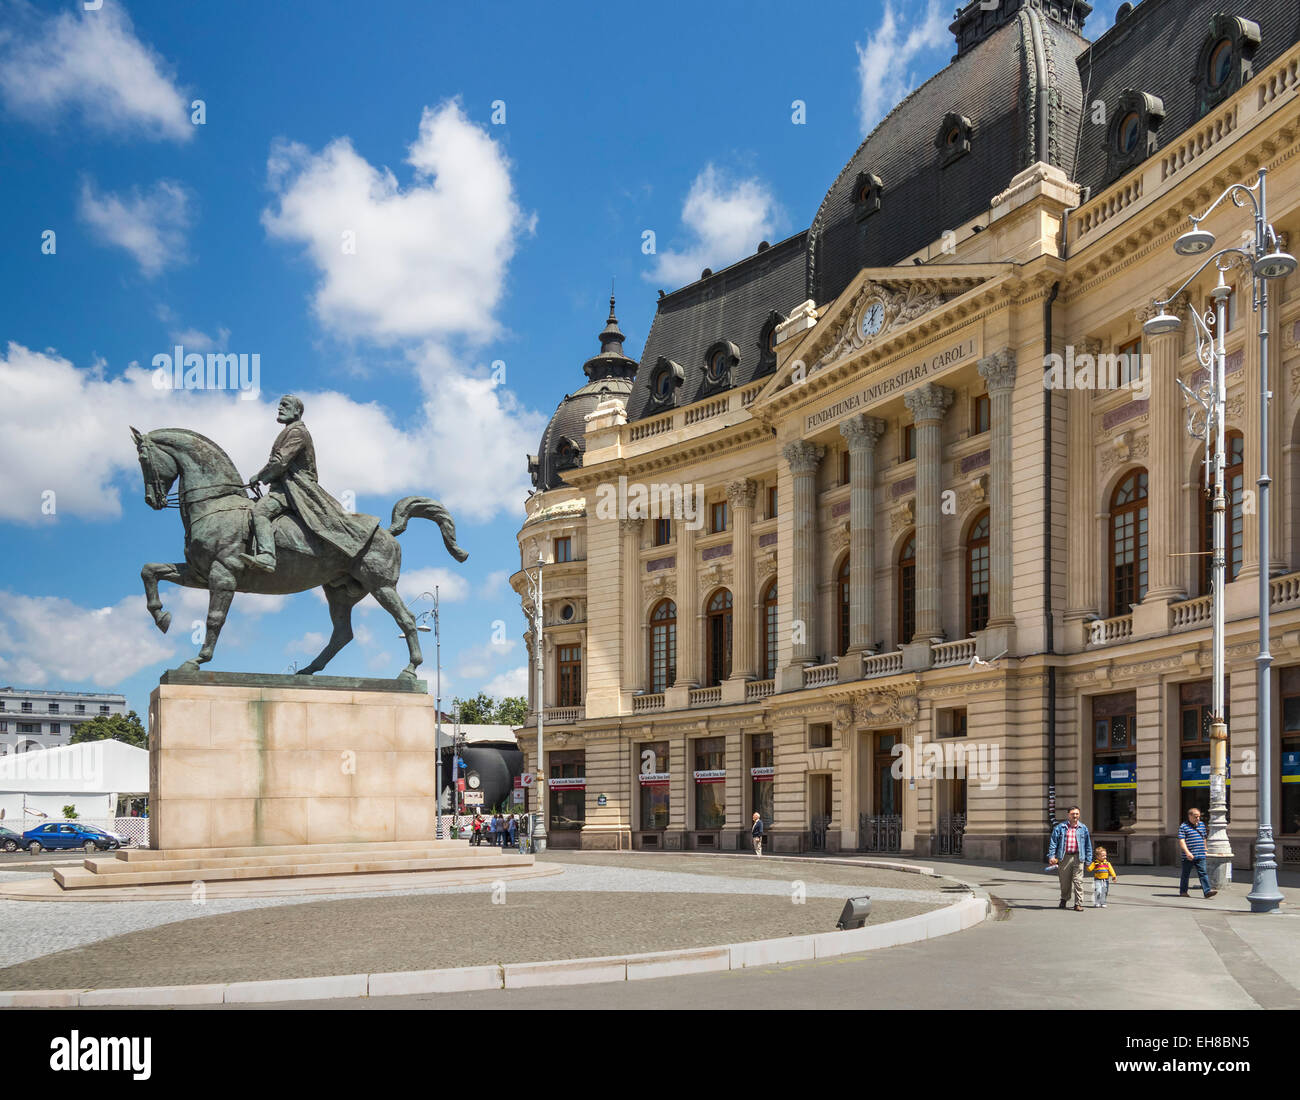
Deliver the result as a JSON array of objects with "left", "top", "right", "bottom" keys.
[
  {"left": 467, "top": 773, "right": 481, "bottom": 790},
  {"left": 859, "top": 298, "right": 886, "bottom": 339}
]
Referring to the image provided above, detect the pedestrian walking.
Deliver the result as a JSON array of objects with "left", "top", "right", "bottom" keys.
[
  {"left": 1047, "top": 805, "right": 1093, "bottom": 911},
  {"left": 508, "top": 814, "right": 518, "bottom": 849},
  {"left": 1087, "top": 845, "right": 1117, "bottom": 908},
  {"left": 1178, "top": 807, "right": 1218, "bottom": 898},
  {"left": 471, "top": 813, "right": 483, "bottom": 846},
  {"left": 751, "top": 812, "right": 764, "bottom": 855}
]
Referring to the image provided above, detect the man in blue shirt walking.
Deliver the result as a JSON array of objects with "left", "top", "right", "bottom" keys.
[
  {"left": 1047, "top": 805, "right": 1093, "bottom": 911},
  {"left": 1177, "top": 807, "right": 1218, "bottom": 898}
]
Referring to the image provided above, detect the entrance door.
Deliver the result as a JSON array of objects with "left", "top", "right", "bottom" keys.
[
  {"left": 873, "top": 732, "right": 903, "bottom": 817},
  {"left": 809, "top": 773, "right": 832, "bottom": 849}
]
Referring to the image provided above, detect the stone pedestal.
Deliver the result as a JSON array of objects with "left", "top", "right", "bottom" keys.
[{"left": 147, "top": 672, "right": 441, "bottom": 851}]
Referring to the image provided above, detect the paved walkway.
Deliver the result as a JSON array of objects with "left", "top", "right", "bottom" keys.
[
  {"left": 236, "top": 855, "right": 1299, "bottom": 1011},
  {"left": 0, "top": 853, "right": 951, "bottom": 990}
]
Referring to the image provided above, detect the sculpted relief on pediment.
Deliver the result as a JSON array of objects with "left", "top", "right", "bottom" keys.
[{"left": 810, "top": 280, "right": 951, "bottom": 372}]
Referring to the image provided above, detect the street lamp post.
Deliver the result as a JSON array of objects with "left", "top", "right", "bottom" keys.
[
  {"left": 523, "top": 554, "right": 547, "bottom": 854},
  {"left": 1143, "top": 167, "right": 1295, "bottom": 912}
]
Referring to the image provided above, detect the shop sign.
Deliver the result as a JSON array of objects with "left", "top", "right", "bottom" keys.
[
  {"left": 693, "top": 769, "right": 726, "bottom": 784},
  {"left": 750, "top": 766, "right": 775, "bottom": 781},
  {"left": 1180, "top": 758, "right": 1231, "bottom": 787},
  {"left": 597, "top": 794, "right": 608, "bottom": 806},
  {"left": 639, "top": 772, "right": 671, "bottom": 786},
  {"left": 1282, "top": 751, "right": 1300, "bottom": 782},
  {"left": 510, "top": 789, "right": 525, "bottom": 805},
  {"left": 520, "top": 772, "right": 535, "bottom": 787},
  {"left": 463, "top": 791, "right": 485, "bottom": 806},
  {"left": 549, "top": 776, "right": 586, "bottom": 790},
  {"left": 1093, "top": 762, "right": 1137, "bottom": 790}
]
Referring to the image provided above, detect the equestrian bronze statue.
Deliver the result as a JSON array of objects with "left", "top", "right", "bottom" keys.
[{"left": 131, "top": 394, "right": 468, "bottom": 680}]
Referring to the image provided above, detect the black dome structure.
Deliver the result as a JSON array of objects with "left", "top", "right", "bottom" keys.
[{"left": 529, "top": 296, "right": 639, "bottom": 493}]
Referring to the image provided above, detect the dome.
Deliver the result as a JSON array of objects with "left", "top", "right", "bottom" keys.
[{"left": 529, "top": 296, "right": 638, "bottom": 493}]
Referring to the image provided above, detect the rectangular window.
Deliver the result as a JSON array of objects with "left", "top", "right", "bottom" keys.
[
  {"left": 653, "top": 517, "right": 672, "bottom": 546},
  {"left": 901, "top": 424, "right": 916, "bottom": 462},
  {"left": 766, "top": 485, "right": 777, "bottom": 519},
  {"left": 49, "top": 723, "right": 61, "bottom": 735},
  {"left": 557, "top": 644, "right": 582, "bottom": 708},
  {"left": 0, "top": 722, "right": 6, "bottom": 732},
  {"left": 1091, "top": 692, "right": 1137, "bottom": 832},
  {"left": 809, "top": 722, "right": 831, "bottom": 749},
  {"left": 638, "top": 741, "right": 670, "bottom": 830},
  {"left": 17, "top": 723, "right": 38, "bottom": 734},
  {"left": 710, "top": 500, "right": 728, "bottom": 534},
  {"left": 548, "top": 749, "right": 585, "bottom": 830},
  {"left": 99, "top": 705, "right": 109, "bottom": 715},
  {"left": 1116, "top": 337, "right": 1143, "bottom": 387},
  {"left": 750, "top": 733, "right": 774, "bottom": 829},
  {"left": 839, "top": 450, "right": 851, "bottom": 485},
  {"left": 48, "top": 702, "right": 59, "bottom": 714},
  {"left": 972, "top": 393, "right": 990, "bottom": 435},
  {"left": 74, "top": 704, "right": 85, "bottom": 715},
  {"left": 554, "top": 537, "right": 573, "bottom": 563},
  {"left": 693, "top": 736, "right": 726, "bottom": 830},
  {"left": 21, "top": 702, "right": 32, "bottom": 713},
  {"left": 1179, "top": 680, "right": 1230, "bottom": 821},
  {"left": 937, "top": 707, "right": 968, "bottom": 738}
]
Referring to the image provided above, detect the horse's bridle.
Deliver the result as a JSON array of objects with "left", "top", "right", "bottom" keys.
[{"left": 140, "top": 439, "right": 249, "bottom": 509}]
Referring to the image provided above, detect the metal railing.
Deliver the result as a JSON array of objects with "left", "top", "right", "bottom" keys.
[
  {"left": 934, "top": 813, "right": 966, "bottom": 856},
  {"left": 857, "top": 813, "right": 902, "bottom": 853},
  {"left": 809, "top": 815, "right": 832, "bottom": 851}
]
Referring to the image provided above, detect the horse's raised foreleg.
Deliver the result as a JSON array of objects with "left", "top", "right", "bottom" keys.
[
  {"left": 298, "top": 582, "right": 362, "bottom": 675},
  {"left": 369, "top": 584, "right": 423, "bottom": 680},
  {"left": 141, "top": 562, "right": 190, "bottom": 634},
  {"left": 177, "top": 561, "right": 237, "bottom": 671}
]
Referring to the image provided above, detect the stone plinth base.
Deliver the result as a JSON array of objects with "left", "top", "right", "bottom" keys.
[{"left": 148, "top": 677, "right": 442, "bottom": 851}]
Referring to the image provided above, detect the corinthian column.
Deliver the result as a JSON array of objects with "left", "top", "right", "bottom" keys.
[
  {"left": 674, "top": 510, "right": 699, "bottom": 688},
  {"left": 977, "top": 350, "right": 1017, "bottom": 626},
  {"left": 839, "top": 415, "right": 885, "bottom": 652},
  {"left": 1143, "top": 300, "right": 1186, "bottom": 600},
  {"left": 782, "top": 440, "right": 824, "bottom": 664},
  {"left": 1065, "top": 339, "right": 1102, "bottom": 624},
  {"left": 727, "top": 479, "right": 758, "bottom": 679},
  {"left": 620, "top": 518, "right": 644, "bottom": 694},
  {"left": 904, "top": 383, "right": 954, "bottom": 640}
]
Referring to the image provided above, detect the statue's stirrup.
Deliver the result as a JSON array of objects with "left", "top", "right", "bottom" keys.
[{"left": 238, "top": 552, "right": 275, "bottom": 574}]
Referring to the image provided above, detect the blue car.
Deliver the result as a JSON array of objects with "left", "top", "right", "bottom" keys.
[{"left": 21, "top": 822, "right": 120, "bottom": 854}]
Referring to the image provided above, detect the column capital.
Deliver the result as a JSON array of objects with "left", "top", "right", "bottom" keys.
[
  {"left": 839, "top": 413, "right": 886, "bottom": 453},
  {"left": 782, "top": 439, "right": 825, "bottom": 475},
  {"left": 977, "top": 348, "right": 1017, "bottom": 393},
  {"left": 1136, "top": 293, "right": 1189, "bottom": 326},
  {"left": 619, "top": 517, "right": 644, "bottom": 536},
  {"left": 904, "top": 382, "right": 954, "bottom": 424},
  {"left": 725, "top": 478, "right": 758, "bottom": 510}
]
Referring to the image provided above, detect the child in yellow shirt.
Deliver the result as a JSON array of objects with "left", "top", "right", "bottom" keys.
[{"left": 1087, "top": 845, "right": 1117, "bottom": 907}]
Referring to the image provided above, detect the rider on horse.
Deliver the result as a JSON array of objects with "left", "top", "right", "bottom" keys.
[{"left": 238, "top": 394, "right": 378, "bottom": 573}]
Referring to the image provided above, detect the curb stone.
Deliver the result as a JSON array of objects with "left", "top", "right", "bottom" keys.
[{"left": 1, "top": 894, "right": 988, "bottom": 1007}]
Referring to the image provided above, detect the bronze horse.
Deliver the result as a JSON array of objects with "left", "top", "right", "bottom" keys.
[{"left": 132, "top": 427, "right": 467, "bottom": 679}]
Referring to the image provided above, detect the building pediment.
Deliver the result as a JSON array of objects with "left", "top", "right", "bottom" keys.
[{"left": 754, "top": 264, "right": 1011, "bottom": 409}]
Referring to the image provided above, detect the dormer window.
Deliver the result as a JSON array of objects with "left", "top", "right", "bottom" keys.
[
  {"left": 1195, "top": 15, "right": 1260, "bottom": 117},
  {"left": 1106, "top": 91, "right": 1164, "bottom": 183},
  {"left": 649, "top": 356, "right": 684, "bottom": 408},
  {"left": 853, "top": 171, "right": 882, "bottom": 222},
  {"left": 936, "top": 113, "right": 972, "bottom": 167},
  {"left": 701, "top": 341, "right": 739, "bottom": 394},
  {"left": 554, "top": 436, "right": 580, "bottom": 470},
  {"left": 756, "top": 310, "right": 786, "bottom": 376}
]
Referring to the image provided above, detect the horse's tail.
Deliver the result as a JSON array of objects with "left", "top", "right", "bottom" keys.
[{"left": 389, "top": 496, "right": 470, "bottom": 562}]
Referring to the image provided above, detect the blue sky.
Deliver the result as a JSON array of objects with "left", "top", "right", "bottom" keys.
[{"left": 0, "top": 0, "right": 1119, "bottom": 717}]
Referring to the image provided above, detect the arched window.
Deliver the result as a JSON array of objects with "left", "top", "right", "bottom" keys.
[
  {"left": 967, "top": 511, "right": 990, "bottom": 635},
  {"left": 761, "top": 579, "right": 779, "bottom": 681},
  {"left": 649, "top": 599, "right": 676, "bottom": 694},
  {"left": 898, "top": 533, "right": 916, "bottom": 644},
  {"left": 1199, "top": 432, "right": 1246, "bottom": 595},
  {"left": 836, "top": 556, "right": 851, "bottom": 656},
  {"left": 705, "top": 589, "right": 733, "bottom": 687},
  {"left": 1110, "top": 470, "right": 1149, "bottom": 615}
]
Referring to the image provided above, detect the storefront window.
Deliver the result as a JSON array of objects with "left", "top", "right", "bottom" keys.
[
  {"left": 693, "top": 736, "right": 726, "bottom": 830},
  {"left": 548, "top": 749, "right": 585, "bottom": 830},
  {"left": 1092, "top": 691, "right": 1137, "bottom": 832},
  {"left": 750, "top": 733, "right": 774, "bottom": 827},
  {"left": 1279, "top": 669, "right": 1300, "bottom": 835},
  {"left": 1179, "top": 680, "right": 1229, "bottom": 821},
  {"left": 638, "top": 740, "right": 669, "bottom": 830}
]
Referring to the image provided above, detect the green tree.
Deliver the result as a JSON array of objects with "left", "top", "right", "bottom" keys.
[
  {"left": 70, "top": 710, "right": 148, "bottom": 749},
  {"left": 450, "top": 694, "right": 528, "bottom": 726},
  {"left": 494, "top": 696, "right": 527, "bottom": 725},
  {"left": 62, "top": 804, "right": 78, "bottom": 820}
]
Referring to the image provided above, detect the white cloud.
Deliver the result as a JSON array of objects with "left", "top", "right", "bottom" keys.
[
  {"left": 647, "top": 164, "right": 782, "bottom": 288},
  {"left": 262, "top": 100, "right": 526, "bottom": 344},
  {"left": 0, "top": 591, "right": 176, "bottom": 687},
  {"left": 0, "top": 2, "right": 192, "bottom": 142},
  {"left": 483, "top": 666, "right": 527, "bottom": 698},
  {"left": 452, "top": 638, "right": 518, "bottom": 680},
  {"left": 169, "top": 326, "right": 229, "bottom": 353},
  {"left": 855, "top": 1, "right": 949, "bottom": 136},
  {"left": 78, "top": 177, "right": 191, "bottom": 276},
  {"left": 480, "top": 570, "right": 509, "bottom": 598},
  {"left": 285, "top": 631, "right": 327, "bottom": 656},
  {"left": 0, "top": 343, "right": 541, "bottom": 525}
]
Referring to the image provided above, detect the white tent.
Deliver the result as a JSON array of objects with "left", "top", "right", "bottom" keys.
[
  {"left": 0, "top": 740, "right": 148, "bottom": 824},
  {"left": 435, "top": 723, "right": 519, "bottom": 749}
]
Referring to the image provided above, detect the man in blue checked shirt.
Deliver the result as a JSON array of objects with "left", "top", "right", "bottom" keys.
[
  {"left": 1177, "top": 807, "right": 1218, "bottom": 899},
  {"left": 1047, "top": 805, "right": 1093, "bottom": 911}
]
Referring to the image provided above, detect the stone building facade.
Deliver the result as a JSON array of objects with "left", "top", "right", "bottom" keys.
[{"left": 513, "top": 0, "right": 1300, "bottom": 867}]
